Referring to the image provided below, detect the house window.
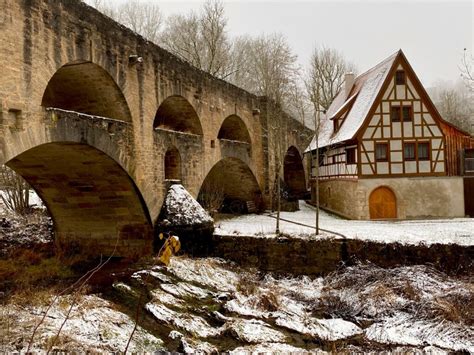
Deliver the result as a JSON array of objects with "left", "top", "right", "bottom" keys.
[
  {"left": 391, "top": 105, "right": 412, "bottom": 122},
  {"left": 418, "top": 142, "right": 430, "bottom": 160},
  {"left": 404, "top": 142, "right": 430, "bottom": 161},
  {"left": 465, "top": 149, "right": 474, "bottom": 173},
  {"left": 395, "top": 70, "right": 406, "bottom": 85},
  {"left": 318, "top": 154, "right": 324, "bottom": 167},
  {"left": 391, "top": 106, "right": 401, "bottom": 122},
  {"left": 346, "top": 148, "right": 356, "bottom": 164},
  {"left": 375, "top": 143, "right": 388, "bottom": 161},
  {"left": 402, "top": 106, "right": 413, "bottom": 122},
  {"left": 466, "top": 159, "right": 474, "bottom": 173},
  {"left": 404, "top": 142, "right": 416, "bottom": 161}
]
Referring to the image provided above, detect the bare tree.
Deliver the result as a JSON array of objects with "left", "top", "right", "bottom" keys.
[
  {"left": 287, "top": 79, "right": 312, "bottom": 127},
  {"left": 84, "top": 0, "right": 163, "bottom": 43},
  {"left": 305, "top": 58, "right": 325, "bottom": 235},
  {"left": 160, "top": 0, "right": 233, "bottom": 78},
  {"left": 227, "top": 36, "right": 253, "bottom": 86},
  {"left": 118, "top": 0, "right": 163, "bottom": 43},
  {"left": 307, "top": 45, "right": 356, "bottom": 111},
  {"left": 460, "top": 48, "right": 474, "bottom": 92},
  {"left": 231, "top": 33, "right": 299, "bottom": 233},
  {"left": 197, "top": 180, "right": 225, "bottom": 217},
  {"left": 431, "top": 80, "right": 473, "bottom": 133},
  {"left": 235, "top": 33, "right": 298, "bottom": 105}
]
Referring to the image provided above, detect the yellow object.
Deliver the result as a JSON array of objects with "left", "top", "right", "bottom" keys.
[{"left": 158, "top": 235, "right": 181, "bottom": 266}]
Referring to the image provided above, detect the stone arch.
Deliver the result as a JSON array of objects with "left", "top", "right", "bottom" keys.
[
  {"left": 369, "top": 186, "right": 397, "bottom": 219},
  {"left": 198, "top": 157, "right": 262, "bottom": 213},
  {"left": 164, "top": 146, "right": 182, "bottom": 181},
  {"left": 41, "top": 61, "right": 132, "bottom": 122},
  {"left": 6, "top": 142, "right": 152, "bottom": 257},
  {"left": 153, "top": 95, "right": 203, "bottom": 135},
  {"left": 283, "top": 146, "right": 306, "bottom": 198},
  {"left": 218, "top": 115, "right": 251, "bottom": 143}
]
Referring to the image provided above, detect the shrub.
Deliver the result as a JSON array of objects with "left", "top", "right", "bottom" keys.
[{"left": 0, "top": 165, "right": 32, "bottom": 215}]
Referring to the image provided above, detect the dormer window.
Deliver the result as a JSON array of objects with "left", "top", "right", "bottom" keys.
[
  {"left": 333, "top": 119, "right": 339, "bottom": 132},
  {"left": 395, "top": 70, "right": 406, "bottom": 85}
]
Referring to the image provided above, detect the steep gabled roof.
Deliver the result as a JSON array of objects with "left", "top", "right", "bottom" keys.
[
  {"left": 305, "top": 50, "right": 400, "bottom": 152},
  {"left": 305, "top": 49, "right": 473, "bottom": 154}
]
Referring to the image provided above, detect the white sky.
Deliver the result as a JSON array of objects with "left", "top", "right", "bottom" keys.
[{"left": 113, "top": 0, "right": 473, "bottom": 87}]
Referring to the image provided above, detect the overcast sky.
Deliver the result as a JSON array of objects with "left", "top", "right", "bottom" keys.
[{"left": 112, "top": 0, "right": 473, "bottom": 88}]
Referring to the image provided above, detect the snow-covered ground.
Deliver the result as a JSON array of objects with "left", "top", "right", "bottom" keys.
[
  {"left": 1, "top": 257, "right": 472, "bottom": 353},
  {"left": 0, "top": 294, "right": 164, "bottom": 352},
  {"left": 215, "top": 201, "right": 474, "bottom": 246}
]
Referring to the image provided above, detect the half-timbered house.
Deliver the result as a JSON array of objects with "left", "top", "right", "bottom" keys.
[{"left": 305, "top": 50, "right": 474, "bottom": 219}]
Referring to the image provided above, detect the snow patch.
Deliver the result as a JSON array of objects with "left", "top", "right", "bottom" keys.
[
  {"left": 168, "top": 257, "right": 239, "bottom": 292},
  {"left": 159, "top": 184, "right": 213, "bottom": 226},
  {"left": 145, "top": 302, "right": 221, "bottom": 338},
  {"left": 230, "top": 343, "right": 322, "bottom": 354},
  {"left": 275, "top": 314, "right": 362, "bottom": 341},
  {"left": 10, "top": 295, "right": 163, "bottom": 352},
  {"left": 365, "top": 313, "right": 474, "bottom": 353},
  {"left": 216, "top": 201, "right": 474, "bottom": 246},
  {"left": 225, "top": 319, "right": 287, "bottom": 343}
]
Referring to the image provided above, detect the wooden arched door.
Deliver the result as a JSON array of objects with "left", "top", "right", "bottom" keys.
[{"left": 369, "top": 186, "right": 397, "bottom": 219}]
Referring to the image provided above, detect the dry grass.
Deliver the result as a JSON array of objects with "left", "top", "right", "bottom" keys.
[
  {"left": 236, "top": 273, "right": 260, "bottom": 296},
  {"left": 0, "top": 250, "right": 74, "bottom": 292},
  {"left": 311, "top": 263, "right": 473, "bottom": 326},
  {"left": 235, "top": 272, "right": 282, "bottom": 312}
]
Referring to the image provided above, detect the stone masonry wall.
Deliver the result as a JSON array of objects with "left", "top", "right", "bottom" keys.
[
  {"left": 314, "top": 177, "right": 465, "bottom": 220},
  {"left": 0, "top": 0, "right": 313, "bottom": 256}
]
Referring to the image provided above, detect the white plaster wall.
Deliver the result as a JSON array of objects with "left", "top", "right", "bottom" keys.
[{"left": 358, "top": 177, "right": 465, "bottom": 219}]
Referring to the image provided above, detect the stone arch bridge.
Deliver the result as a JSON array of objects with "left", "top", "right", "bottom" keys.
[{"left": 0, "top": 0, "right": 312, "bottom": 257}]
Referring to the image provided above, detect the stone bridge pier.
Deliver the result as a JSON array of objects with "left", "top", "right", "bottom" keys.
[{"left": 0, "top": 0, "right": 312, "bottom": 257}]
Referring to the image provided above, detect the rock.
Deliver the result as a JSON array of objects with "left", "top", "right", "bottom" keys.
[
  {"left": 225, "top": 319, "right": 287, "bottom": 344},
  {"left": 156, "top": 184, "right": 214, "bottom": 255}
]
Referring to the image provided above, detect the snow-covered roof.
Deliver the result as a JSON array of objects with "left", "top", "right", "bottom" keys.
[{"left": 305, "top": 50, "right": 400, "bottom": 152}]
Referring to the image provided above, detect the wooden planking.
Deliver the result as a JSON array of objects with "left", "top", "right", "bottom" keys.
[{"left": 439, "top": 120, "right": 474, "bottom": 176}]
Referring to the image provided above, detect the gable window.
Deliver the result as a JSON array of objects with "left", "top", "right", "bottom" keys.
[
  {"left": 375, "top": 143, "right": 388, "bottom": 162},
  {"left": 404, "top": 142, "right": 416, "bottom": 161},
  {"left": 391, "top": 105, "right": 412, "bottom": 122},
  {"left": 395, "top": 70, "right": 406, "bottom": 85},
  {"left": 346, "top": 147, "right": 356, "bottom": 164},
  {"left": 391, "top": 106, "right": 401, "bottom": 122},
  {"left": 418, "top": 142, "right": 430, "bottom": 160},
  {"left": 402, "top": 106, "right": 413, "bottom": 122}
]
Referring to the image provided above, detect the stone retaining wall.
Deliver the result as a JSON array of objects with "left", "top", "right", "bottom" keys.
[{"left": 207, "top": 234, "right": 473, "bottom": 276}]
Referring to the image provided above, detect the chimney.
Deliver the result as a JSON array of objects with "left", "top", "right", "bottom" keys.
[{"left": 344, "top": 72, "right": 355, "bottom": 98}]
